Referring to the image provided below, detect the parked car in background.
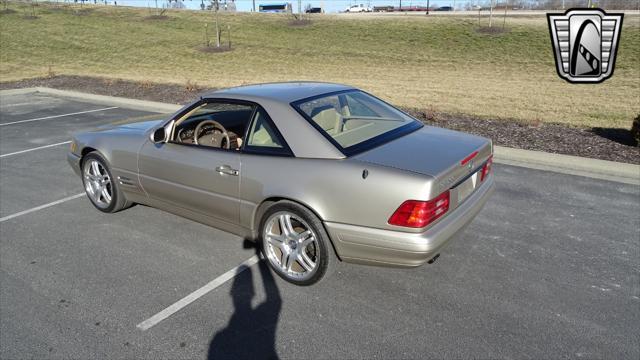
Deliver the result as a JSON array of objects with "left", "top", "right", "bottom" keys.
[
  {"left": 67, "top": 82, "right": 494, "bottom": 286},
  {"left": 373, "top": 5, "right": 394, "bottom": 12},
  {"left": 305, "top": 6, "right": 323, "bottom": 13},
  {"left": 435, "top": 6, "right": 453, "bottom": 11},
  {"left": 345, "top": 4, "right": 372, "bottom": 12}
]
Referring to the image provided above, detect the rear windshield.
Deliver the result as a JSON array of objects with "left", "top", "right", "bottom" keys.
[{"left": 292, "top": 90, "right": 421, "bottom": 155}]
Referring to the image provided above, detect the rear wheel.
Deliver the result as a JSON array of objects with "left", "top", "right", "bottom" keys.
[
  {"left": 82, "top": 152, "right": 131, "bottom": 213},
  {"left": 259, "top": 201, "right": 334, "bottom": 286}
]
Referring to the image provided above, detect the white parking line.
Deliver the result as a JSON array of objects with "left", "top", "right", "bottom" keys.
[
  {"left": 0, "top": 107, "right": 118, "bottom": 126},
  {"left": 0, "top": 193, "right": 85, "bottom": 223},
  {"left": 0, "top": 141, "right": 71, "bottom": 158},
  {"left": 137, "top": 255, "right": 260, "bottom": 331},
  {"left": 0, "top": 102, "right": 33, "bottom": 108}
]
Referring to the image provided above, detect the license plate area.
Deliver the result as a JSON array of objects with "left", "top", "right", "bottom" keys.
[{"left": 456, "top": 172, "right": 478, "bottom": 203}]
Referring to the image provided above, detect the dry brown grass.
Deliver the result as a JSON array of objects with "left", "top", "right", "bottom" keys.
[
  {"left": 183, "top": 79, "right": 201, "bottom": 92},
  {"left": 45, "top": 64, "right": 55, "bottom": 78},
  {"left": 1, "top": 3, "right": 638, "bottom": 128}
]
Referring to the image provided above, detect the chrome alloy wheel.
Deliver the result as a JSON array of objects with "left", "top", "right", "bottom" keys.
[
  {"left": 83, "top": 159, "right": 112, "bottom": 209},
  {"left": 263, "top": 211, "right": 319, "bottom": 281}
]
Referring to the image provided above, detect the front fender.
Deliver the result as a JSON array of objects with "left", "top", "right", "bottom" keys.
[{"left": 71, "top": 130, "right": 148, "bottom": 197}]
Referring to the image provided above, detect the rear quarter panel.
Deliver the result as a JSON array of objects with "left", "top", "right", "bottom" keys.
[{"left": 239, "top": 154, "right": 435, "bottom": 233}]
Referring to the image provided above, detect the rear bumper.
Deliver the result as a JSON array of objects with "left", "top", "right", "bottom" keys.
[
  {"left": 67, "top": 152, "right": 82, "bottom": 176},
  {"left": 324, "top": 176, "right": 495, "bottom": 267}
]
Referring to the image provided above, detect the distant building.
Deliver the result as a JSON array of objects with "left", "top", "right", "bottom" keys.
[
  {"left": 206, "top": 0, "right": 237, "bottom": 12},
  {"left": 259, "top": 3, "right": 292, "bottom": 13},
  {"left": 169, "top": 0, "right": 186, "bottom": 9}
]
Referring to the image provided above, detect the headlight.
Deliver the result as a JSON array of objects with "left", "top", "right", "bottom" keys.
[{"left": 70, "top": 141, "right": 77, "bottom": 153}]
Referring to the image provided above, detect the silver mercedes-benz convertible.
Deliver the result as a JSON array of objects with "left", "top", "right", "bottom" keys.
[{"left": 67, "top": 82, "right": 494, "bottom": 285}]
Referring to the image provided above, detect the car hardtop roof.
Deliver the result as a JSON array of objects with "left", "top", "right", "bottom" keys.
[{"left": 204, "top": 82, "right": 356, "bottom": 104}]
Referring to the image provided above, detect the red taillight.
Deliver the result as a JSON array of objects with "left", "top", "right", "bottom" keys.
[
  {"left": 461, "top": 151, "right": 479, "bottom": 166},
  {"left": 480, "top": 155, "right": 493, "bottom": 181},
  {"left": 388, "top": 191, "right": 450, "bottom": 228}
]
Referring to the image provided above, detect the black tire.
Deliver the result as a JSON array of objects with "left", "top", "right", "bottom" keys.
[
  {"left": 81, "top": 152, "right": 132, "bottom": 213},
  {"left": 259, "top": 201, "right": 335, "bottom": 286}
]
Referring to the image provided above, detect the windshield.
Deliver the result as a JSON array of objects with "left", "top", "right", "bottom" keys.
[{"left": 292, "top": 90, "right": 421, "bottom": 154}]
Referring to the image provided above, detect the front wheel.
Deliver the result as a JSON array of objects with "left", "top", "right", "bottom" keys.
[
  {"left": 82, "top": 152, "right": 132, "bottom": 213},
  {"left": 259, "top": 201, "right": 335, "bottom": 286}
]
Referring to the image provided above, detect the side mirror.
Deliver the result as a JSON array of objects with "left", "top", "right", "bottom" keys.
[{"left": 151, "top": 127, "right": 167, "bottom": 143}]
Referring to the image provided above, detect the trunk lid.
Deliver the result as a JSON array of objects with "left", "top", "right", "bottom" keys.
[{"left": 353, "top": 126, "right": 492, "bottom": 196}]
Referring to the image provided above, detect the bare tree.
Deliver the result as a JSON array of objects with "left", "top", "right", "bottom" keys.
[
  {"left": 213, "top": 0, "right": 221, "bottom": 48},
  {"left": 153, "top": 0, "right": 168, "bottom": 16},
  {"left": 488, "top": 0, "right": 494, "bottom": 27},
  {"left": 503, "top": 0, "right": 508, "bottom": 30},
  {"left": 203, "top": 0, "right": 229, "bottom": 50},
  {"left": 289, "top": 1, "right": 311, "bottom": 25},
  {"left": 24, "top": 0, "right": 37, "bottom": 18}
]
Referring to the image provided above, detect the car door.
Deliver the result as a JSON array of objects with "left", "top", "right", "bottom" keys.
[
  {"left": 237, "top": 107, "right": 295, "bottom": 228},
  {"left": 137, "top": 100, "right": 249, "bottom": 228},
  {"left": 138, "top": 141, "right": 241, "bottom": 225}
]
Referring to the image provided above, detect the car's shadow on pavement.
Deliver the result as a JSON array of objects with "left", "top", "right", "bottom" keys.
[{"left": 208, "top": 241, "right": 282, "bottom": 360}]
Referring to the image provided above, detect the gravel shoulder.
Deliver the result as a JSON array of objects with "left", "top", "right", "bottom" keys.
[{"left": 1, "top": 75, "right": 638, "bottom": 164}]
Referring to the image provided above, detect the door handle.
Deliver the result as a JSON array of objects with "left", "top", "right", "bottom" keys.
[{"left": 215, "top": 165, "right": 239, "bottom": 176}]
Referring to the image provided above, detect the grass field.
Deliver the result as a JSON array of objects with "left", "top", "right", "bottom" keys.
[{"left": 0, "top": 2, "right": 638, "bottom": 128}]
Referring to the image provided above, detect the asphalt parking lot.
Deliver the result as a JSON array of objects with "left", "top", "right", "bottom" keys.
[{"left": 0, "top": 91, "right": 638, "bottom": 359}]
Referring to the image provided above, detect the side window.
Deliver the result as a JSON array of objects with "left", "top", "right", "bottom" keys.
[
  {"left": 345, "top": 93, "right": 379, "bottom": 117},
  {"left": 247, "top": 109, "right": 283, "bottom": 148},
  {"left": 297, "top": 95, "right": 344, "bottom": 134},
  {"left": 171, "top": 101, "right": 254, "bottom": 151},
  {"left": 298, "top": 95, "right": 341, "bottom": 116},
  {"left": 244, "top": 109, "right": 291, "bottom": 156}
]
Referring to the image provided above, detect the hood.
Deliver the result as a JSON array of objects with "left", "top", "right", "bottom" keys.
[
  {"left": 353, "top": 126, "right": 492, "bottom": 185},
  {"left": 96, "top": 119, "right": 164, "bottom": 133}
]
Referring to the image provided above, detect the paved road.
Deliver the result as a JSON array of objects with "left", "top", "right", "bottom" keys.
[{"left": 0, "top": 91, "right": 638, "bottom": 359}]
